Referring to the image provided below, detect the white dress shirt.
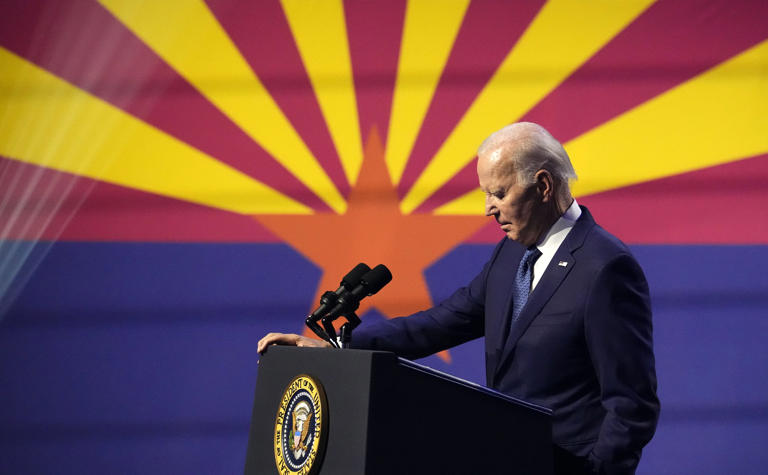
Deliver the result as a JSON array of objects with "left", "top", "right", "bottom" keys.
[{"left": 531, "top": 199, "right": 581, "bottom": 291}]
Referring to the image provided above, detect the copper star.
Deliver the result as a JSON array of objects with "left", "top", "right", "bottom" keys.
[{"left": 255, "top": 129, "right": 488, "bottom": 362}]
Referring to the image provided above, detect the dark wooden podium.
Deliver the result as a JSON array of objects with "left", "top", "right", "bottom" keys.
[{"left": 244, "top": 346, "right": 552, "bottom": 474}]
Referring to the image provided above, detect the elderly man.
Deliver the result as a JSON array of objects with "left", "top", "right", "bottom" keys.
[{"left": 259, "top": 122, "right": 659, "bottom": 475}]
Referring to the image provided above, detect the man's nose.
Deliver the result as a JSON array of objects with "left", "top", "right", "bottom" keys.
[{"left": 484, "top": 197, "right": 495, "bottom": 216}]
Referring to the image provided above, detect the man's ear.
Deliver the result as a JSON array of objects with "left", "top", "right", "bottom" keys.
[{"left": 534, "top": 169, "right": 554, "bottom": 202}]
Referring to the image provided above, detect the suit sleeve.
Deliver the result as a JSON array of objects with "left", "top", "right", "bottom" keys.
[
  {"left": 584, "top": 253, "right": 660, "bottom": 475},
  {"left": 349, "top": 241, "right": 503, "bottom": 359}
]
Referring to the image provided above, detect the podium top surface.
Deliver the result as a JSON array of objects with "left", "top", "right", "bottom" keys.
[{"left": 397, "top": 356, "right": 551, "bottom": 415}]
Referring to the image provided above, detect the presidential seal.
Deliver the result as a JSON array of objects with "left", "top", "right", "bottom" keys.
[{"left": 274, "top": 374, "right": 327, "bottom": 475}]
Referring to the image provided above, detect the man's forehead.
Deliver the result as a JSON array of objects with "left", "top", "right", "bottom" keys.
[
  {"left": 480, "top": 146, "right": 515, "bottom": 174},
  {"left": 478, "top": 157, "right": 517, "bottom": 191},
  {"left": 486, "top": 145, "right": 506, "bottom": 163}
]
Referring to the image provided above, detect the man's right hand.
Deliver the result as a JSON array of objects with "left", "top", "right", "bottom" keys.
[{"left": 257, "top": 333, "right": 332, "bottom": 354}]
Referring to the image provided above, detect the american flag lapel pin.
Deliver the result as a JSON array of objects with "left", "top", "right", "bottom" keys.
[{"left": 558, "top": 261, "right": 568, "bottom": 267}]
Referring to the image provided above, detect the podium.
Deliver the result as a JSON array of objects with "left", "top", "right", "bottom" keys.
[{"left": 244, "top": 346, "right": 552, "bottom": 474}]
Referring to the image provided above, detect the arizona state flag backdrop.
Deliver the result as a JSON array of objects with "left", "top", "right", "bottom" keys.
[{"left": 1, "top": 1, "right": 767, "bottom": 474}]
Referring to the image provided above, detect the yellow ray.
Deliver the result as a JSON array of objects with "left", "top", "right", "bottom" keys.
[
  {"left": 280, "top": 0, "right": 363, "bottom": 185},
  {"left": 385, "top": 0, "right": 470, "bottom": 185},
  {"left": 434, "top": 188, "right": 484, "bottom": 215},
  {"left": 98, "top": 0, "right": 345, "bottom": 213},
  {"left": 0, "top": 47, "right": 310, "bottom": 215},
  {"left": 401, "top": 0, "right": 656, "bottom": 214},
  {"left": 435, "top": 38, "right": 768, "bottom": 214}
]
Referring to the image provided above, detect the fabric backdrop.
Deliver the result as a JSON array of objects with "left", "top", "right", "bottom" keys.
[{"left": 1, "top": 1, "right": 767, "bottom": 473}]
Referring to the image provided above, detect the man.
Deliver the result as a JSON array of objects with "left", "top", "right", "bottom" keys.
[{"left": 258, "top": 122, "right": 659, "bottom": 475}]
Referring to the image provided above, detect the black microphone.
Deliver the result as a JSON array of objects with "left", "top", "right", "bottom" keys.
[
  {"left": 309, "top": 263, "right": 370, "bottom": 319},
  {"left": 322, "top": 264, "right": 392, "bottom": 322},
  {"left": 305, "top": 263, "right": 370, "bottom": 342}
]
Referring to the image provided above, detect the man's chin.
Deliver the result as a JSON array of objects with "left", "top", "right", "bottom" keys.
[
  {"left": 505, "top": 231, "right": 534, "bottom": 246},
  {"left": 500, "top": 226, "right": 524, "bottom": 243}
]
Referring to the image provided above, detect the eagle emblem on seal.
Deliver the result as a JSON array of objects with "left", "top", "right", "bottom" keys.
[{"left": 289, "top": 401, "right": 314, "bottom": 459}]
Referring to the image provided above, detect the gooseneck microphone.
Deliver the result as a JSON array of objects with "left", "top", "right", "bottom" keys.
[
  {"left": 310, "top": 263, "right": 370, "bottom": 319},
  {"left": 305, "top": 263, "right": 371, "bottom": 342},
  {"left": 305, "top": 263, "right": 393, "bottom": 348},
  {"left": 321, "top": 264, "right": 392, "bottom": 348},
  {"left": 322, "top": 264, "right": 392, "bottom": 322}
]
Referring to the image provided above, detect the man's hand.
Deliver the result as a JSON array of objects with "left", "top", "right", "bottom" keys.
[{"left": 257, "top": 333, "right": 332, "bottom": 354}]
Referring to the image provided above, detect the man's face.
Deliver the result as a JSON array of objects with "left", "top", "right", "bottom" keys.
[{"left": 477, "top": 148, "right": 541, "bottom": 247}]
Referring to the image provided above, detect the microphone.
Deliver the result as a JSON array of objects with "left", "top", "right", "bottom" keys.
[
  {"left": 305, "top": 263, "right": 370, "bottom": 342},
  {"left": 322, "top": 264, "right": 392, "bottom": 323},
  {"left": 309, "top": 263, "right": 371, "bottom": 319}
]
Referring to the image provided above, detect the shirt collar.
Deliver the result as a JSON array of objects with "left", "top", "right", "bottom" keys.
[{"left": 535, "top": 199, "right": 581, "bottom": 255}]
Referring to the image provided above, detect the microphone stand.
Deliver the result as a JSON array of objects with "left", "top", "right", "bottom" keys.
[
  {"left": 305, "top": 313, "right": 334, "bottom": 346},
  {"left": 321, "top": 313, "right": 339, "bottom": 348},
  {"left": 339, "top": 312, "right": 361, "bottom": 349},
  {"left": 311, "top": 311, "right": 361, "bottom": 349}
]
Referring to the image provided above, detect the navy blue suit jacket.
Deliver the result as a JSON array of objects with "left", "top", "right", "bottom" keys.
[{"left": 352, "top": 206, "right": 659, "bottom": 474}]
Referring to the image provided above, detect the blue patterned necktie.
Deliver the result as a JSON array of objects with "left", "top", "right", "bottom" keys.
[{"left": 511, "top": 247, "right": 542, "bottom": 322}]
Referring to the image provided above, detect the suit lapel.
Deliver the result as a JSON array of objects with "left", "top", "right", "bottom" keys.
[
  {"left": 493, "top": 206, "right": 595, "bottom": 383},
  {"left": 497, "top": 249, "right": 575, "bottom": 367}
]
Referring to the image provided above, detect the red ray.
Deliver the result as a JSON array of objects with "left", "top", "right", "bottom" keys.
[
  {"left": 0, "top": 157, "right": 281, "bottom": 243},
  {"left": 466, "top": 153, "right": 768, "bottom": 245},
  {"left": 523, "top": 0, "right": 768, "bottom": 142},
  {"left": 414, "top": 157, "right": 478, "bottom": 214},
  {"left": 0, "top": 0, "right": 330, "bottom": 212},
  {"left": 397, "top": 0, "right": 545, "bottom": 198},
  {"left": 344, "top": 0, "right": 406, "bottom": 147},
  {"left": 206, "top": 0, "right": 349, "bottom": 197}
]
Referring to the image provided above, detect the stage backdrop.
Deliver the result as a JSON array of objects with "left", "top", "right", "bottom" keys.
[{"left": 1, "top": 1, "right": 767, "bottom": 473}]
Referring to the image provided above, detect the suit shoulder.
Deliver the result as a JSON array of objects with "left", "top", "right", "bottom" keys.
[{"left": 577, "top": 223, "right": 644, "bottom": 276}]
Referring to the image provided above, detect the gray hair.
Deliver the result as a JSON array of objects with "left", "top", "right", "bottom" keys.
[{"left": 478, "top": 122, "right": 577, "bottom": 192}]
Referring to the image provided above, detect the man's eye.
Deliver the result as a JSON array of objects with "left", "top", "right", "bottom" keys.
[{"left": 494, "top": 192, "right": 505, "bottom": 199}]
